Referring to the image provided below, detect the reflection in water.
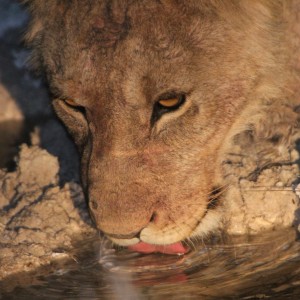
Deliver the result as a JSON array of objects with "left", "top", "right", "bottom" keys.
[{"left": 1, "top": 228, "right": 300, "bottom": 299}]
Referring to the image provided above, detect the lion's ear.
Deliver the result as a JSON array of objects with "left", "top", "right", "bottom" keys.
[
  {"left": 22, "top": 0, "right": 50, "bottom": 71},
  {"left": 24, "top": 19, "right": 43, "bottom": 45},
  {"left": 22, "top": 0, "right": 44, "bottom": 43},
  {"left": 22, "top": 0, "right": 69, "bottom": 71},
  {"left": 23, "top": 0, "right": 63, "bottom": 44},
  {"left": 21, "top": 0, "right": 44, "bottom": 13}
]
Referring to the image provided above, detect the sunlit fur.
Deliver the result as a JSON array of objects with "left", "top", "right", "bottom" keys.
[{"left": 24, "top": 0, "right": 300, "bottom": 246}]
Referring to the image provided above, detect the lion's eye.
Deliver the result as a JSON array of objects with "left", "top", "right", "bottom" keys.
[
  {"left": 65, "top": 99, "right": 78, "bottom": 106},
  {"left": 151, "top": 93, "right": 186, "bottom": 125},
  {"left": 64, "top": 99, "right": 87, "bottom": 116},
  {"left": 157, "top": 94, "right": 185, "bottom": 109},
  {"left": 157, "top": 97, "right": 181, "bottom": 108}
]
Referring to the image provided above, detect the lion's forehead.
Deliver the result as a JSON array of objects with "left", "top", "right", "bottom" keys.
[{"left": 43, "top": 1, "right": 223, "bottom": 81}]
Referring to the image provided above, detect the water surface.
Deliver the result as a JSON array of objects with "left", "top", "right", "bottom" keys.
[{"left": 1, "top": 228, "right": 300, "bottom": 299}]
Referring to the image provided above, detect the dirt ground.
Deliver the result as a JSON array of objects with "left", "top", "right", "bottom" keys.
[
  {"left": 1, "top": 0, "right": 300, "bottom": 282},
  {"left": 0, "top": 132, "right": 96, "bottom": 280},
  {"left": 223, "top": 152, "right": 300, "bottom": 235}
]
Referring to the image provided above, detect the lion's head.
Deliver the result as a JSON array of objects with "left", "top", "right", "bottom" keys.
[{"left": 24, "top": 0, "right": 300, "bottom": 253}]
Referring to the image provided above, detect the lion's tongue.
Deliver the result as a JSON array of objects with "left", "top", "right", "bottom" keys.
[{"left": 128, "top": 242, "right": 188, "bottom": 255}]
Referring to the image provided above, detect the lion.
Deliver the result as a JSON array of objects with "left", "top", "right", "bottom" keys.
[{"left": 24, "top": 0, "right": 300, "bottom": 254}]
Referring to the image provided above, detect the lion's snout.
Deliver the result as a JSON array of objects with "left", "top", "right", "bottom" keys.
[
  {"left": 89, "top": 193, "right": 156, "bottom": 239},
  {"left": 88, "top": 167, "right": 159, "bottom": 239},
  {"left": 87, "top": 159, "right": 210, "bottom": 246}
]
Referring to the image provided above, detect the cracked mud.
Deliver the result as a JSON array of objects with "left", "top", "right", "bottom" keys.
[{"left": 0, "top": 136, "right": 96, "bottom": 280}]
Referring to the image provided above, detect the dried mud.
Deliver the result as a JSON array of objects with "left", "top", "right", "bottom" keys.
[
  {"left": 0, "top": 135, "right": 96, "bottom": 280},
  {"left": 224, "top": 156, "right": 300, "bottom": 235}
]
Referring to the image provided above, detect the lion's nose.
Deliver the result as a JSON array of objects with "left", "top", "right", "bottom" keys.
[{"left": 100, "top": 211, "right": 158, "bottom": 240}]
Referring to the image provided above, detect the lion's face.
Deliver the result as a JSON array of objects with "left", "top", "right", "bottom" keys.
[{"left": 26, "top": 0, "right": 284, "bottom": 250}]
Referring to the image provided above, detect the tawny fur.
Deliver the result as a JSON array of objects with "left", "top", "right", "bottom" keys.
[{"left": 24, "top": 0, "right": 300, "bottom": 246}]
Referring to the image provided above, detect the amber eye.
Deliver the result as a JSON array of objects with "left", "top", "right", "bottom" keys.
[
  {"left": 157, "top": 93, "right": 186, "bottom": 110},
  {"left": 65, "top": 98, "right": 78, "bottom": 106},
  {"left": 157, "top": 97, "right": 182, "bottom": 108},
  {"left": 63, "top": 98, "right": 87, "bottom": 116},
  {"left": 151, "top": 93, "right": 186, "bottom": 125}
]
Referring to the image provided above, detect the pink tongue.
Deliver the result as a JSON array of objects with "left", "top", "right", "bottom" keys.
[{"left": 128, "top": 242, "right": 188, "bottom": 255}]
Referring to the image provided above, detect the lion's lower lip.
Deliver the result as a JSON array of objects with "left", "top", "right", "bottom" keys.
[{"left": 127, "top": 241, "right": 188, "bottom": 255}]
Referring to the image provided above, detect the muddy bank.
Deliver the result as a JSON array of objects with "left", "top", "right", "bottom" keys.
[
  {"left": 222, "top": 134, "right": 300, "bottom": 235},
  {"left": 0, "top": 134, "right": 96, "bottom": 280},
  {"left": 224, "top": 160, "right": 300, "bottom": 235}
]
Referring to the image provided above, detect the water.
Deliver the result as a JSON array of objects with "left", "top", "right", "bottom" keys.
[{"left": 1, "top": 228, "right": 300, "bottom": 299}]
